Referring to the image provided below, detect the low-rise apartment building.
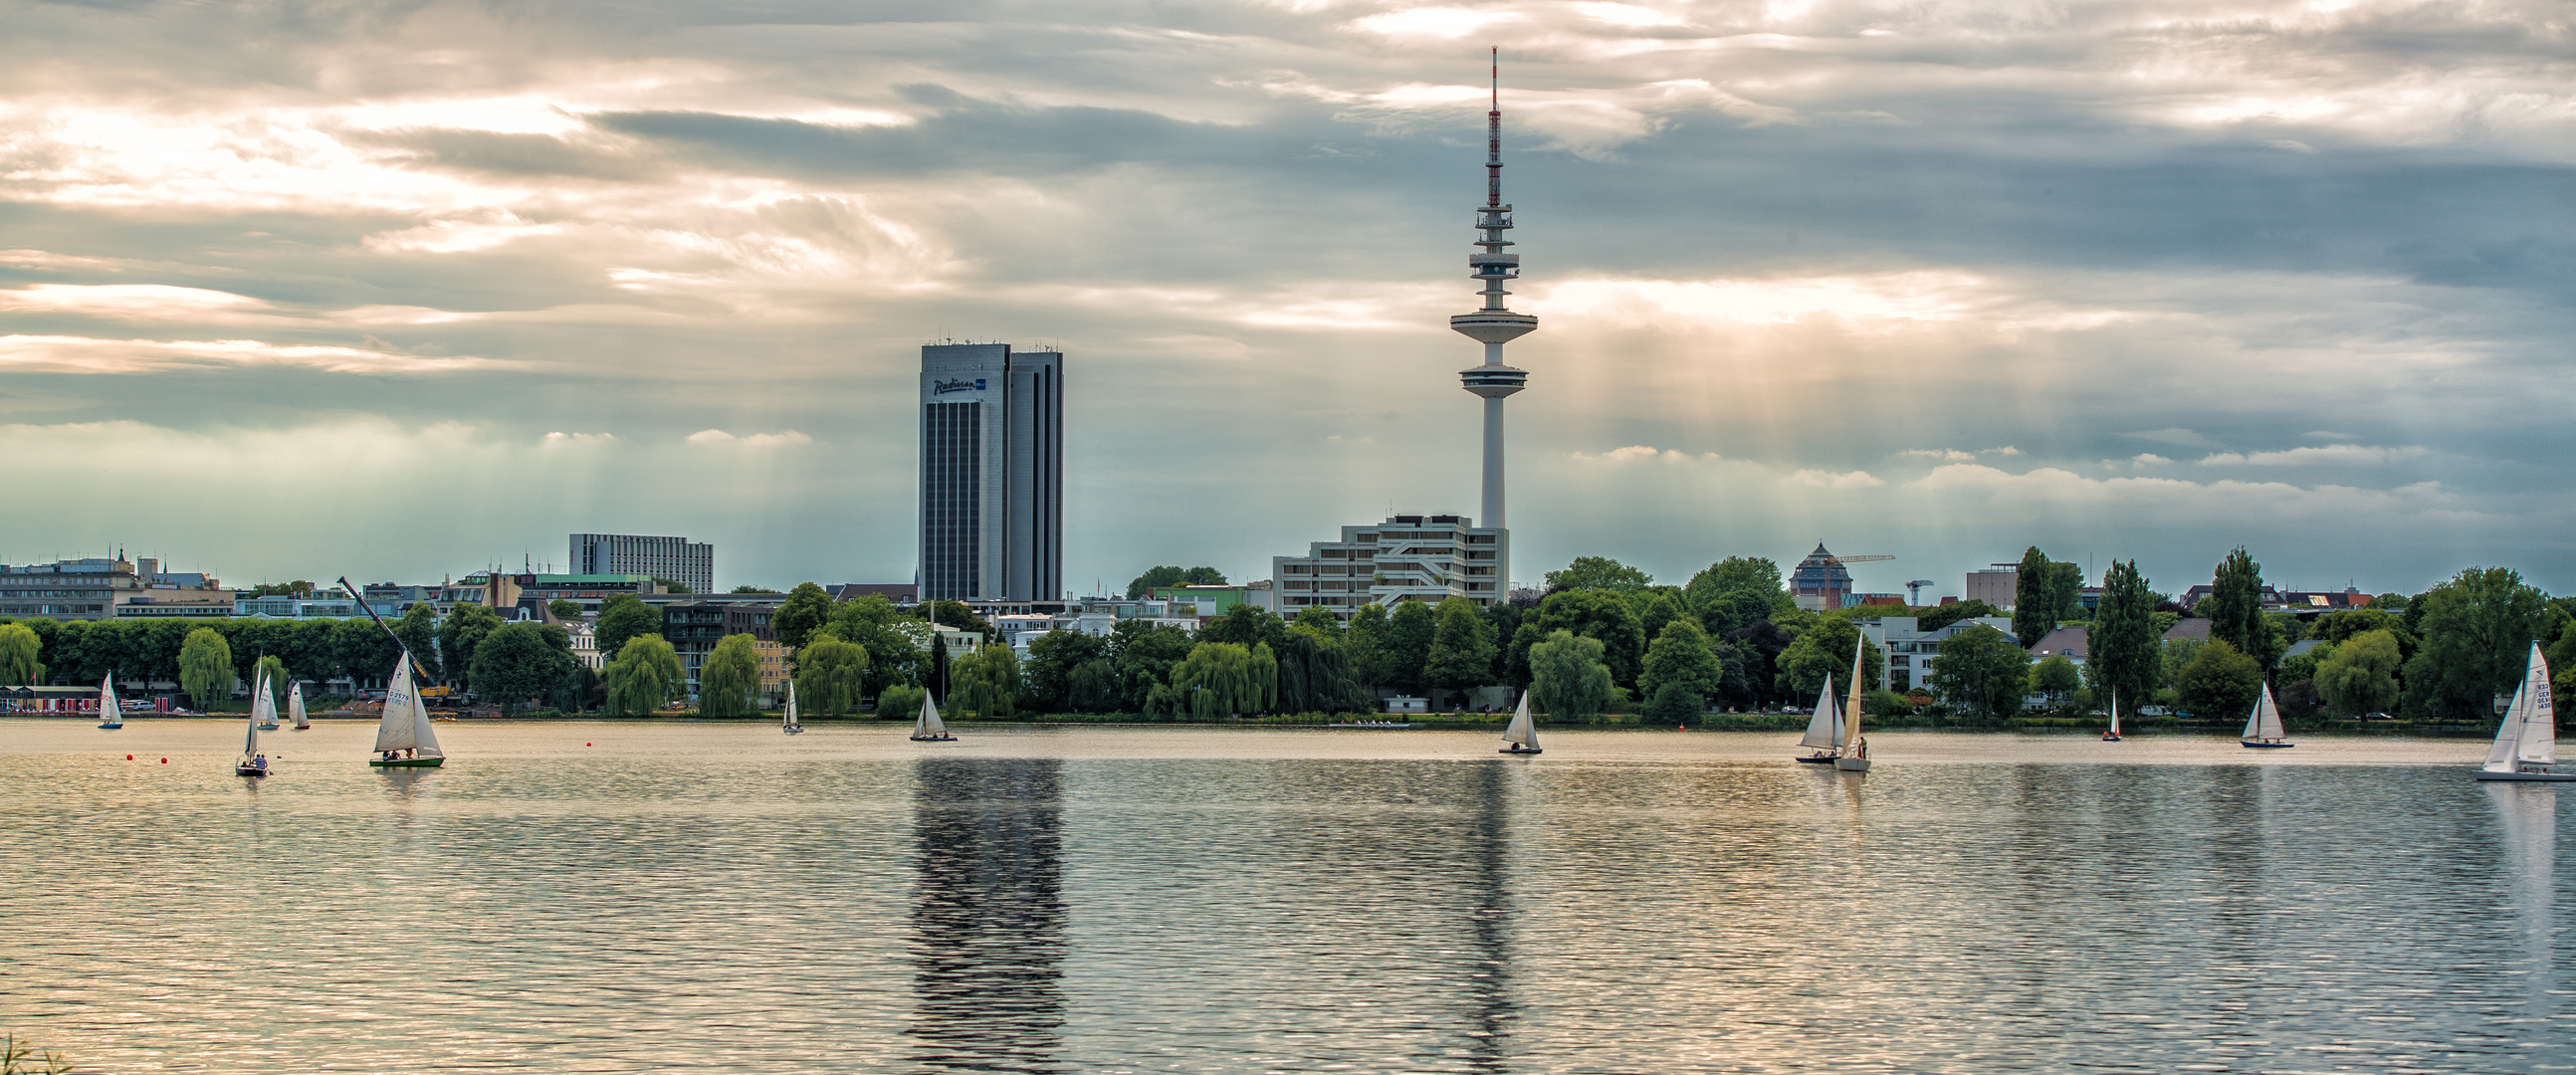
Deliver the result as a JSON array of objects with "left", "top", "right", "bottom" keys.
[
  {"left": 1857, "top": 615, "right": 2017, "bottom": 692},
  {"left": 1272, "top": 514, "right": 1507, "bottom": 620}
]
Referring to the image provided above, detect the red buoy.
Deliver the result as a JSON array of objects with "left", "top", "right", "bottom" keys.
[
  {"left": 126, "top": 753, "right": 134, "bottom": 760},
  {"left": 159, "top": 757, "right": 168, "bottom": 764}
]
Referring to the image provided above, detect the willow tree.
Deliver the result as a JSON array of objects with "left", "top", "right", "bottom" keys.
[
  {"left": 950, "top": 645, "right": 1022, "bottom": 720},
  {"left": 604, "top": 634, "right": 685, "bottom": 717},
  {"left": 255, "top": 654, "right": 292, "bottom": 712},
  {"left": 178, "top": 628, "right": 235, "bottom": 709},
  {"left": 1528, "top": 629, "right": 1612, "bottom": 722},
  {"left": 0, "top": 623, "right": 44, "bottom": 687},
  {"left": 697, "top": 633, "right": 764, "bottom": 717},
  {"left": 794, "top": 636, "right": 870, "bottom": 715}
]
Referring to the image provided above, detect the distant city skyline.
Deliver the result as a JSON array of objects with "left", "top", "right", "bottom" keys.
[{"left": 2, "top": 2, "right": 2568, "bottom": 598}]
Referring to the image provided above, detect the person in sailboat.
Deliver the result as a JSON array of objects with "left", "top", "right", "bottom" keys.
[{"left": 250, "top": 753, "right": 268, "bottom": 773}]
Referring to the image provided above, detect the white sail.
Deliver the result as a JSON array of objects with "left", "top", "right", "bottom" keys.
[
  {"left": 2107, "top": 689, "right": 2121, "bottom": 738},
  {"left": 2515, "top": 643, "right": 2555, "bottom": 766},
  {"left": 289, "top": 682, "right": 310, "bottom": 729},
  {"left": 1503, "top": 691, "right": 1537, "bottom": 749},
  {"left": 785, "top": 680, "right": 800, "bottom": 731},
  {"left": 375, "top": 655, "right": 419, "bottom": 752},
  {"left": 1840, "top": 635, "right": 1867, "bottom": 756},
  {"left": 1801, "top": 676, "right": 1839, "bottom": 749},
  {"left": 410, "top": 674, "right": 442, "bottom": 756},
  {"left": 916, "top": 693, "right": 948, "bottom": 737},
  {"left": 2485, "top": 659, "right": 2529, "bottom": 772},
  {"left": 2243, "top": 683, "right": 2285, "bottom": 742},
  {"left": 250, "top": 667, "right": 278, "bottom": 728},
  {"left": 242, "top": 686, "right": 262, "bottom": 756},
  {"left": 99, "top": 673, "right": 117, "bottom": 723}
]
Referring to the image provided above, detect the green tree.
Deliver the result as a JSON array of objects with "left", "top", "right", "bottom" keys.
[
  {"left": 1288, "top": 605, "right": 1345, "bottom": 641},
  {"left": 2011, "top": 545, "right": 2060, "bottom": 648},
  {"left": 2029, "top": 655, "right": 2082, "bottom": 709},
  {"left": 2316, "top": 630, "right": 2402, "bottom": 716},
  {"left": 651, "top": 576, "right": 694, "bottom": 594},
  {"left": 1927, "top": 624, "right": 2028, "bottom": 721},
  {"left": 1023, "top": 629, "right": 1109, "bottom": 712},
  {"left": 2084, "top": 559, "right": 2159, "bottom": 725},
  {"left": 1505, "top": 589, "right": 1647, "bottom": 689},
  {"left": 0, "top": 623, "right": 44, "bottom": 686},
  {"left": 817, "top": 595, "right": 925, "bottom": 695},
  {"left": 469, "top": 622, "right": 577, "bottom": 711},
  {"left": 393, "top": 602, "right": 442, "bottom": 682},
  {"left": 1383, "top": 600, "right": 1438, "bottom": 695},
  {"left": 1639, "top": 618, "right": 1725, "bottom": 710},
  {"left": 730, "top": 584, "right": 781, "bottom": 594},
  {"left": 1915, "top": 599, "right": 2001, "bottom": 632},
  {"left": 929, "top": 635, "right": 951, "bottom": 703},
  {"left": 179, "top": 627, "right": 235, "bottom": 709},
  {"left": 438, "top": 603, "right": 505, "bottom": 689},
  {"left": 1274, "top": 631, "right": 1369, "bottom": 714},
  {"left": 1166, "top": 642, "right": 1263, "bottom": 718},
  {"left": 1527, "top": 629, "right": 1613, "bottom": 722},
  {"left": 546, "top": 598, "right": 582, "bottom": 622},
  {"left": 697, "top": 633, "right": 764, "bottom": 717},
  {"left": 1545, "top": 555, "right": 1653, "bottom": 592},
  {"left": 1345, "top": 602, "right": 1394, "bottom": 691},
  {"left": 604, "top": 634, "right": 685, "bottom": 716},
  {"left": 951, "top": 644, "right": 1022, "bottom": 719},
  {"left": 1772, "top": 617, "right": 1883, "bottom": 700},
  {"left": 1422, "top": 596, "right": 1499, "bottom": 701},
  {"left": 2208, "top": 546, "right": 2284, "bottom": 671},
  {"left": 877, "top": 683, "right": 928, "bottom": 720},
  {"left": 793, "top": 636, "right": 870, "bottom": 715},
  {"left": 2177, "top": 638, "right": 2264, "bottom": 720},
  {"left": 1638, "top": 590, "right": 1687, "bottom": 644},
  {"left": 1112, "top": 623, "right": 1195, "bottom": 711},
  {"left": 595, "top": 594, "right": 662, "bottom": 659},
  {"left": 2401, "top": 565, "right": 2550, "bottom": 720},
  {"left": 1643, "top": 682, "right": 1703, "bottom": 724},
  {"left": 771, "top": 582, "right": 834, "bottom": 649},
  {"left": 1684, "top": 555, "right": 1791, "bottom": 626},
  {"left": 1198, "top": 604, "right": 1288, "bottom": 651},
  {"left": 1126, "top": 565, "right": 1227, "bottom": 599}
]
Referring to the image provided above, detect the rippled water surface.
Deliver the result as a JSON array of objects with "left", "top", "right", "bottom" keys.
[{"left": 4, "top": 723, "right": 2568, "bottom": 1073}]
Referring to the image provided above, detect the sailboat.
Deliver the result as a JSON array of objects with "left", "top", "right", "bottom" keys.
[
  {"left": 1500, "top": 691, "right": 1541, "bottom": 754},
  {"left": 911, "top": 692, "right": 956, "bottom": 742},
  {"left": 235, "top": 692, "right": 271, "bottom": 777},
  {"left": 2102, "top": 688, "right": 2123, "bottom": 743},
  {"left": 368, "top": 652, "right": 446, "bottom": 767},
  {"left": 289, "top": 681, "right": 311, "bottom": 731},
  {"left": 1834, "top": 635, "right": 1870, "bottom": 772},
  {"left": 95, "top": 672, "right": 122, "bottom": 730},
  {"left": 254, "top": 669, "right": 280, "bottom": 731},
  {"left": 783, "top": 680, "right": 804, "bottom": 735},
  {"left": 2476, "top": 642, "right": 2573, "bottom": 781},
  {"left": 2241, "top": 682, "right": 2293, "bottom": 748},
  {"left": 1795, "top": 675, "right": 1840, "bottom": 762}
]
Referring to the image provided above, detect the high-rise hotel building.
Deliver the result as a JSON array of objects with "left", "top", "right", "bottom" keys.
[{"left": 919, "top": 342, "right": 1063, "bottom": 602}]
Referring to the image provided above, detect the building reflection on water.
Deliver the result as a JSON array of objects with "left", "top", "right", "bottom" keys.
[{"left": 908, "top": 757, "right": 1070, "bottom": 1074}]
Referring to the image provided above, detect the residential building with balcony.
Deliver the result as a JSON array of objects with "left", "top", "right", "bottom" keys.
[
  {"left": 1271, "top": 514, "right": 1507, "bottom": 620},
  {"left": 1857, "top": 615, "right": 2016, "bottom": 692}
]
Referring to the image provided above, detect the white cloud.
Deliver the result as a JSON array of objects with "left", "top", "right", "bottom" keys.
[
  {"left": 2129, "top": 453, "right": 2174, "bottom": 467},
  {"left": 541, "top": 431, "right": 616, "bottom": 443},
  {"left": 685, "top": 429, "right": 815, "bottom": 448},
  {"left": 1787, "top": 468, "right": 1885, "bottom": 489},
  {"left": 2198, "top": 445, "right": 2429, "bottom": 466},
  {"left": 0, "top": 334, "right": 506, "bottom": 374}
]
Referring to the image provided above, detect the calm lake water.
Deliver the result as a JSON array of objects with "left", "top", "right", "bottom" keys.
[{"left": 3, "top": 723, "right": 2567, "bottom": 1073}]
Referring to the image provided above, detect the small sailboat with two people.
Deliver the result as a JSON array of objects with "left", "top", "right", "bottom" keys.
[
  {"left": 96, "top": 673, "right": 122, "bottom": 730},
  {"left": 1833, "top": 635, "right": 1870, "bottom": 772},
  {"left": 237, "top": 681, "right": 273, "bottom": 777},
  {"left": 2475, "top": 642, "right": 2573, "bottom": 782},
  {"left": 369, "top": 653, "right": 445, "bottom": 767},
  {"left": 1795, "top": 675, "right": 1841, "bottom": 762},
  {"left": 783, "top": 680, "right": 804, "bottom": 735},
  {"left": 911, "top": 692, "right": 957, "bottom": 742},
  {"left": 2102, "top": 689, "right": 2123, "bottom": 743},
  {"left": 1500, "top": 692, "right": 1541, "bottom": 754},
  {"left": 2241, "top": 682, "right": 2293, "bottom": 749}
]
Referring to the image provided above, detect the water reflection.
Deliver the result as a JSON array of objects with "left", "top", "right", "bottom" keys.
[
  {"left": 1462, "top": 760, "right": 1519, "bottom": 1072},
  {"left": 2485, "top": 782, "right": 2556, "bottom": 1012},
  {"left": 909, "top": 758, "right": 1068, "bottom": 1074}
]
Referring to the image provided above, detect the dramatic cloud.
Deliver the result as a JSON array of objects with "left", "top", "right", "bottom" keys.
[{"left": 1, "top": 0, "right": 2571, "bottom": 593}]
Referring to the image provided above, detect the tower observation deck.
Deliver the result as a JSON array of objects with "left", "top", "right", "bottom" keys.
[{"left": 1451, "top": 48, "right": 1536, "bottom": 547}]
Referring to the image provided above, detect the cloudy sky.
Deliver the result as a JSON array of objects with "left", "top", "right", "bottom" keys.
[{"left": 3, "top": 0, "right": 2569, "bottom": 599}]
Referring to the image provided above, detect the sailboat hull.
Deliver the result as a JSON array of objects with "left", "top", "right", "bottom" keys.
[
  {"left": 1499, "top": 746, "right": 1542, "bottom": 754},
  {"left": 910, "top": 735, "right": 957, "bottom": 742},
  {"left": 1794, "top": 754, "right": 1836, "bottom": 763},
  {"left": 2474, "top": 769, "right": 2576, "bottom": 781},
  {"left": 1834, "top": 756, "right": 1870, "bottom": 772},
  {"left": 783, "top": 728, "right": 804, "bottom": 735},
  {"left": 257, "top": 723, "right": 279, "bottom": 731},
  {"left": 2241, "top": 741, "right": 2296, "bottom": 749},
  {"left": 235, "top": 766, "right": 268, "bottom": 777},
  {"left": 97, "top": 722, "right": 122, "bottom": 730},
  {"left": 2101, "top": 735, "right": 2122, "bottom": 742},
  {"left": 368, "top": 756, "right": 446, "bottom": 767}
]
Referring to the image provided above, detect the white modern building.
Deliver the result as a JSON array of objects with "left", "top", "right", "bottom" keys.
[
  {"left": 1273, "top": 514, "right": 1507, "bottom": 619},
  {"left": 919, "top": 342, "right": 1063, "bottom": 603},
  {"left": 569, "top": 534, "right": 714, "bottom": 594},
  {"left": 1857, "top": 615, "right": 2016, "bottom": 692}
]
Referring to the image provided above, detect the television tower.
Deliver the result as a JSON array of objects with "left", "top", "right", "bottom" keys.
[{"left": 1451, "top": 47, "right": 1537, "bottom": 534}]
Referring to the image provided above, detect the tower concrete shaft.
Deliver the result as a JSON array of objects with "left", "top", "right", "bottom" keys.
[{"left": 1451, "top": 47, "right": 1536, "bottom": 538}]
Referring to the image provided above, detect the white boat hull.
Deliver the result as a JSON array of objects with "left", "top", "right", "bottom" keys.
[{"left": 1834, "top": 756, "right": 1870, "bottom": 772}]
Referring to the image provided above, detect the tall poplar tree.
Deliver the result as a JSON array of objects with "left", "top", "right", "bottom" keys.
[
  {"left": 2208, "top": 546, "right": 2283, "bottom": 672},
  {"left": 2085, "top": 559, "right": 2158, "bottom": 726},
  {"left": 2011, "top": 545, "right": 2058, "bottom": 648}
]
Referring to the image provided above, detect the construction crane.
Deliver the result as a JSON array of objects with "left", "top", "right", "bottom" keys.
[
  {"left": 1906, "top": 579, "right": 1936, "bottom": 605},
  {"left": 1826, "top": 552, "right": 1895, "bottom": 567}
]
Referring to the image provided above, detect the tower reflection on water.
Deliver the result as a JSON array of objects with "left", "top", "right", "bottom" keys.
[
  {"left": 1461, "top": 759, "right": 1521, "bottom": 1072},
  {"left": 908, "top": 757, "right": 1070, "bottom": 1074}
]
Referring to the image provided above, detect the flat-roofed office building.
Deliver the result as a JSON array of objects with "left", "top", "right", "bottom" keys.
[
  {"left": 920, "top": 342, "right": 1062, "bottom": 602},
  {"left": 1271, "top": 514, "right": 1507, "bottom": 620},
  {"left": 569, "top": 534, "right": 714, "bottom": 594}
]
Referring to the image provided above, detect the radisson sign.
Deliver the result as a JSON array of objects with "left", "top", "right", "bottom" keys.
[{"left": 934, "top": 378, "right": 985, "bottom": 395}]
